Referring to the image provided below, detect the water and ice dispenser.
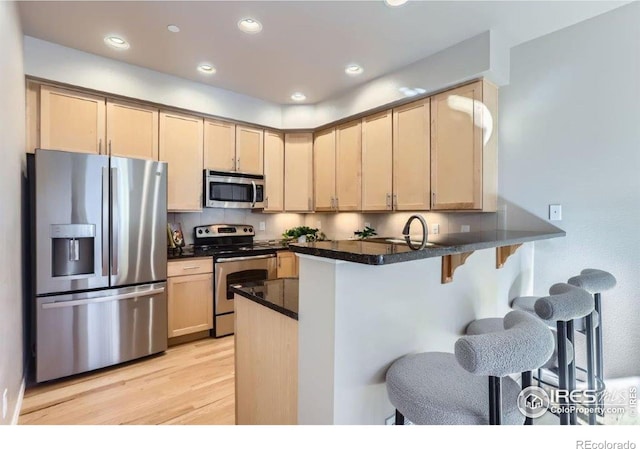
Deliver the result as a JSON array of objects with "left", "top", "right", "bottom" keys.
[{"left": 50, "top": 224, "right": 96, "bottom": 277}]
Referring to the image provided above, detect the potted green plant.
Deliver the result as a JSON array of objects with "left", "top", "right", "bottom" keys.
[
  {"left": 282, "top": 226, "right": 324, "bottom": 243},
  {"left": 354, "top": 226, "right": 377, "bottom": 240}
]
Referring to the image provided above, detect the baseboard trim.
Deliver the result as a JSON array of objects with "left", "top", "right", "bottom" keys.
[{"left": 10, "top": 377, "right": 26, "bottom": 425}]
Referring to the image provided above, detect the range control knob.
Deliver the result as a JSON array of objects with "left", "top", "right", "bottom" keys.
[
  {"left": 197, "top": 229, "right": 203, "bottom": 234},
  {"left": 205, "top": 229, "right": 210, "bottom": 234},
  {"left": 244, "top": 228, "right": 248, "bottom": 232}
]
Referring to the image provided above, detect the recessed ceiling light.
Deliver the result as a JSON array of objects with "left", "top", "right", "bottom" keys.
[
  {"left": 384, "top": 0, "right": 409, "bottom": 6},
  {"left": 198, "top": 64, "right": 216, "bottom": 75},
  {"left": 345, "top": 64, "right": 364, "bottom": 76},
  {"left": 167, "top": 24, "right": 180, "bottom": 33},
  {"left": 238, "top": 18, "right": 263, "bottom": 34},
  {"left": 104, "top": 35, "right": 129, "bottom": 50},
  {"left": 399, "top": 87, "right": 418, "bottom": 97},
  {"left": 291, "top": 92, "right": 306, "bottom": 102}
]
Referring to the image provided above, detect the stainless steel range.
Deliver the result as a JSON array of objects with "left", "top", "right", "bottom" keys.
[{"left": 193, "top": 224, "right": 283, "bottom": 337}]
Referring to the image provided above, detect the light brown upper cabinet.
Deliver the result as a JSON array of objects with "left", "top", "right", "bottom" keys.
[
  {"left": 40, "top": 85, "right": 106, "bottom": 155},
  {"left": 159, "top": 111, "right": 204, "bottom": 212},
  {"left": 335, "top": 120, "right": 362, "bottom": 211},
  {"left": 431, "top": 80, "right": 497, "bottom": 211},
  {"left": 313, "top": 128, "right": 337, "bottom": 212},
  {"left": 263, "top": 131, "right": 285, "bottom": 212},
  {"left": 203, "top": 119, "right": 236, "bottom": 171},
  {"left": 106, "top": 99, "right": 159, "bottom": 160},
  {"left": 26, "top": 81, "right": 40, "bottom": 153},
  {"left": 236, "top": 125, "right": 264, "bottom": 174},
  {"left": 392, "top": 99, "right": 431, "bottom": 211},
  {"left": 362, "top": 110, "right": 393, "bottom": 211},
  {"left": 284, "top": 133, "right": 313, "bottom": 212}
]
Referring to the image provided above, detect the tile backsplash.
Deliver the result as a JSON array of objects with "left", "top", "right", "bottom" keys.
[{"left": 170, "top": 209, "right": 498, "bottom": 245}]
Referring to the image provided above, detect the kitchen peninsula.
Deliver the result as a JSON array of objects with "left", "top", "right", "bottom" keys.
[{"left": 284, "top": 228, "right": 563, "bottom": 424}]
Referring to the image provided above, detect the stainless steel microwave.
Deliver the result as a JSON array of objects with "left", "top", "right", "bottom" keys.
[{"left": 204, "top": 170, "right": 265, "bottom": 209}]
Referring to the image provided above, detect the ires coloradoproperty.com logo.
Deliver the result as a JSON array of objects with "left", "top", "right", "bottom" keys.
[{"left": 516, "top": 386, "right": 635, "bottom": 419}]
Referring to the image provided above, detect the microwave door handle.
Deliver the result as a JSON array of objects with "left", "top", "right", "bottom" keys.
[{"left": 251, "top": 180, "right": 257, "bottom": 207}]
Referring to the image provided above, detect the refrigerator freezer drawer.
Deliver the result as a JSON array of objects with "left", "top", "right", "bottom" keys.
[{"left": 36, "top": 283, "right": 168, "bottom": 382}]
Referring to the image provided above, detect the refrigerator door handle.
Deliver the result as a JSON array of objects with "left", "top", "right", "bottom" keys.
[
  {"left": 102, "top": 166, "right": 109, "bottom": 276},
  {"left": 111, "top": 167, "right": 119, "bottom": 276},
  {"left": 41, "top": 286, "right": 166, "bottom": 309}
]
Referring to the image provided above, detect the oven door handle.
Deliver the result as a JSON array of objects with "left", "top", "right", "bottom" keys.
[
  {"left": 251, "top": 180, "right": 257, "bottom": 208},
  {"left": 216, "top": 254, "right": 276, "bottom": 263}
]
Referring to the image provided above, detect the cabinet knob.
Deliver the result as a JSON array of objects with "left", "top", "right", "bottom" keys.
[
  {"left": 265, "top": 197, "right": 269, "bottom": 209},
  {"left": 98, "top": 138, "right": 102, "bottom": 155},
  {"left": 237, "top": 158, "right": 240, "bottom": 170},
  {"left": 393, "top": 194, "right": 398, "bottom": 208},
  {"left": 108, "top": 139, "right": 112, "bottom": 155},
  {"left": 386, "top": 193, "right": 391, "bottom": 209}
]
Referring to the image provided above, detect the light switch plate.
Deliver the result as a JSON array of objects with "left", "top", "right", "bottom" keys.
[
  {"left": 461, "top": 225, "right": 470, "bottom": 232},
  {"left": 549, "top": 204, "right": 562, "bottom": 221},
  {"left": 259, "top": 221, "right": 266, "bottom": 231},
  {"left": 364, "top": 222, "right": 371, "bottom": 229},
  {"left": 431, "top": 223, "right": 440, "bottom": 235}
]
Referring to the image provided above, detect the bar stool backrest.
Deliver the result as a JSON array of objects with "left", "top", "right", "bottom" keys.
[{"left": 534, "top": 283, "right": 595, "bottom": 322}]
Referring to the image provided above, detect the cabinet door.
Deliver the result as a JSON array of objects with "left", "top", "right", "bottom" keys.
[
  {"left": 393, "top": 99, "right": 430, "bottom": 211},
  {"left": 313, "top": 128, "right": 336, "bottom": 212},
  {"left": 204, "top": 119, "right": 236, "bottom": 171},
  {"left": 431, "top": 81, "right": 482, "bottom": 210},
  {"left": 159, "top": 111, "right": 204, "bottom": 212},
  {"left": 264, "top": 131, "right": 284, "bottom": 212},
  {"left": 236, "top": 125, "right": 264, "bottom": 174},
  {"left": 106, "top": 99, "right": 159, "bottom": 160},
  {"left": 335, "top": 120, "right": 362, "bottom": 211},
  {"left": 362, "top": 110, "right": 393, "bottom": 211},
  {"left": 277, "top": 252, "right": 299, "bottom": 278},
  {"left": 167, "top": 273, "right": 213, "bottom": 338},
  {"left": 284, "top": 133, "right": 313, "bottom": 212},
  {"left": 40, "top": 85, "right": 105, "bottom": 154}
]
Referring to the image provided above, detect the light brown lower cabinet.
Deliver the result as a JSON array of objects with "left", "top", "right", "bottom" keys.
[
  {"left": 167, "top": 259, "right": 213, "bottom": 338},
  {"left": 235, "top": 295, "right": 298, "bottom": 425},
  {"left": 277, "top": 251, "right": 299, "bottom": 278}
]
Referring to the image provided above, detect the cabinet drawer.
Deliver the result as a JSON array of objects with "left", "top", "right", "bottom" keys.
[{"left": 168, "top": 258, "right": 213, "bottom": 277}]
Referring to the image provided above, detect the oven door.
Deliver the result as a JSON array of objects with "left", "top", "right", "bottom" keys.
[
  {"left": 214, "top": 254, "right": 277, "bottom": 316},
  {"left": 205, "top": 172, "right": 265, "bottom": 209}
]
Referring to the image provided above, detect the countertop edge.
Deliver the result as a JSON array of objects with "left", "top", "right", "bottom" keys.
[
  {"left": 230, "top": 285, "right": 299, "bottom": 321},
  {"left": 288, "top": 230, "right": 566, "bottom": 265}
]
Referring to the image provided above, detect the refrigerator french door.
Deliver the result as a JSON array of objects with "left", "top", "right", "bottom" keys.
[{"left": 34, "top": 149, "right": 168, "bottom": 382}]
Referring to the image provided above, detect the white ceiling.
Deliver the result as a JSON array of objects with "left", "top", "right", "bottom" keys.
[{"left": 18, "top": 1, "right": 628, "bottom": 105}]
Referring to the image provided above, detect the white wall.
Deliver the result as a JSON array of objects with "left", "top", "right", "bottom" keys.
[
  {"left": 500, "top": 2, "right": 640, "bottom": 378},
  {"left": 0, "top": 1, "right": 26, "bottom": 425}
]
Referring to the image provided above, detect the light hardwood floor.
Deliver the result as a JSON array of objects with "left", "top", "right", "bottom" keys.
[{"left": 19, "top": 337, "right": 235, "bottom": 425}]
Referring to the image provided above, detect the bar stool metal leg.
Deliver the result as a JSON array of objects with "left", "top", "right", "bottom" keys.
[
  {"left": 566, "top": 320, "right": 577, "bottom": 424},
  {"left": 594, "top": 293, "right": 604, "bottom": 417},
  {"left": 522, "top": 371, "right": 533, "bottom": 425},
  {"left": 585, "top": 312, "right": 597, "bottom": 425},
  {"left": 395, "top": 409, "right": 405, "bottom": 425},
  {"left": 489, "top": 376, "right": 502, "bottom": 425},
  {"left": 556, "top": 322, "right": 569, "bottom": 425}
]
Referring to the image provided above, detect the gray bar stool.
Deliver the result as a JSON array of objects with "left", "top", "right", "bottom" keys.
[
  {"left": 568, "top": 269, "right": 617, "bottom": 425},
  {"left": 386, "top": 310, "right": 554, "bottom": 425},
  {"left": 466, "top": 283, "right": 594, "bottom": 425}
]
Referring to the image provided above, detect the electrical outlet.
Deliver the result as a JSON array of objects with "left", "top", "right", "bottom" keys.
[
  {"left": 461, "top": 225, "right": 470, "bottom": 232},
  {"left": 2, "top": 388, "right": 7, "bottom": 420},
  {"left": 549, "top": 204, "right": 562, "bottom": 221},
  {"left": 364, "top": 222, "right": 371, "bottom": 229},
  {"left": 259, "top": 221, "right": 266, "bottom": 231},
  {"left": 431, "top": 223, "right": 440, "bottom": 235}
]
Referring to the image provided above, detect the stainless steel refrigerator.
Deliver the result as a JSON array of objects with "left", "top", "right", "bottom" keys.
[{"left": 33, "top": 149, "right": 168, "bottom": 382}]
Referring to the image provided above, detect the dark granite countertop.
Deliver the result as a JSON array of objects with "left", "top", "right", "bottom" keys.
[
  {"left": 288, "top": 229, "right": 565, "bottom": 265},
  {"left": 230, "top": 279, "right": 299, "bottom": 320}
]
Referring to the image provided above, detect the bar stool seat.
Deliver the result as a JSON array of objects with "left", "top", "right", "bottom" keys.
[
  {"left": 386, "top": 310, "right": 554, "bottom": 425},
  {"left": 465, "top": 318, "right": 574, "bottom": 369},
  {"left": 386, "top": 352, "right": 524, "bottom": 425}
]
